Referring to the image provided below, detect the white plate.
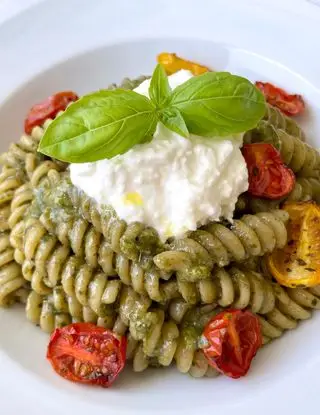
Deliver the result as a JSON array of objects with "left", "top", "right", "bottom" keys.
[{"left": 1, "top": 0, "right": 320, "bottom": 414}]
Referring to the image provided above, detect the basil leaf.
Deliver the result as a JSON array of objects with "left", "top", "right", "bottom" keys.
[
  {"left": 159, "top": 107, "right": 189, "bottom": 138},
  {"left": 38, "top": 89, "right": 157, "bottom": 163},
  {"left": 170, "top": 72, "right": 266, "bottom": 137},
  {"left": 149, "top": 64, "right": 172, "bottom": 109}
]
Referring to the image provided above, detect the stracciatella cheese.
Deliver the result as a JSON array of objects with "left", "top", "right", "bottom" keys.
[{"left": 70, "top": 70, "right": 249, "bottom": 242}]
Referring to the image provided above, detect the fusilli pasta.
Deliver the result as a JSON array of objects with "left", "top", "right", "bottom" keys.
[
  {"left": 259, "top": 285, "right": 320, "bottom": 343},
  {"left": 171, "top": 266, "right": 276, "bottom": 308},
  {"left": 263, "top": 104, "right": 306, "bottom": 141},
  {"left": 236, "top": 176, "right": 320, "bottom": 214},
  {"left": 0, "top": 231, "right": 26, "bottom": 306},
  {"left": 154, "top": 210, "right": 289, "bottom": 280}
]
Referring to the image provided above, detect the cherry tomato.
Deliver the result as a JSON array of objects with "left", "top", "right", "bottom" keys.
[
  {"left": 202, "top": 309, "right": 262, "bottom": 379},
  {"left": 24, "top": 91, "right": 78, "bottom": 134},
  {"left": 47, "top": 323, "right": 126, "bottom": 387},
  {"left": 255, "top": 81, "right": 305, "bottom": 116},
  {"left": 268, "top": 201, "right": 320, "bottom": 287},
  {"left": 242, "top": 143, "right": 295, "bottom": 200}
]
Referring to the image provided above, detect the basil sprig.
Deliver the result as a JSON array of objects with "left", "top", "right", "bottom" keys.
[{"left": 39, "top": 64, "right": 265, "bottom": 163}]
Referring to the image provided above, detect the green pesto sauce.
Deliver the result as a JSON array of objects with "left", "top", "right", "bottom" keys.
[{"left": 32, "top": 171, "right": 164, "bottom": 258}]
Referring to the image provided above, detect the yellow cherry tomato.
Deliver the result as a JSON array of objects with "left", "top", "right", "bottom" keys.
[
  {"left": 268, "top": 201, "right": 320, "bottom": 287},
  {"left": 157, "top": 52, "right": 210, "bottom": 75}
]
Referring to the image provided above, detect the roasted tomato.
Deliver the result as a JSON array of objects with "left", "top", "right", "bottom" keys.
[
  {"left": 47, "top": 323, "right": 127, "bottom": 387},
  {"left": 268, "top": 201, "right": 320, "bottom": 287},
  {"left": 255, "top": 81, "right": 305, "bottom": 116},
  {"left": 202, "top": 309, "right": 262, "bottom": 379},
  {"left": 24, "top": 91, "right": 78, "bottom": 134},
  {"left": 157, "top": 52, "right": 210, "bottom": 75},
  {"left": 242, "top": 143, "right": 295, "bottom": 200}
]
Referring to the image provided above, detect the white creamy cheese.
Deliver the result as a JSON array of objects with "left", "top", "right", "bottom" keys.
[{"left": 70, "top": 70, "right": 249, "bottom": 241}]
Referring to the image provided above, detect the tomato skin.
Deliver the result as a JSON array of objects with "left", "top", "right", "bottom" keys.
[
  {"left": 157, "top": 52, "right": 210, "bottom": 75},
  {"left": 47, "top": 323, "right": 127, "bottom": 388},
  {"left": 202, "top": 309, "right": 262, "bottom": 379},
  {"left": 242, "top": 143, "right": 295, "bottom": 200},
  {"left": 255, "top": 81, "right": 305, "bottom": 116},
  {"left": 24, "top": 91, "right": 78, "bottom": 134}
]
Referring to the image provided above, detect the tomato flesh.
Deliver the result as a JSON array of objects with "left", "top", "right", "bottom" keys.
[
  {"left": 268, "top": 201, "right": 320, "bottom": 287},
  {"left": 242, "top": 143, "right": 295, "bottom": 200},
  {"left": 24, "top": 91, "right": 78, "bottom": 134},
  {"left": 203, "top": 309, "right": 262, "bottom": 379},
  {"left": 255, "top": 81, "right": 305, "bottom": 116},
  {"left": 47, "top": 323, "right": 126, "bottom": 387}
]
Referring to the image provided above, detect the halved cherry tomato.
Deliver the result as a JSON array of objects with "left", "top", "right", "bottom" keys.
[
  {"left": 157, "top": 52, "right": 210, "bottom": 75},
  {"left": 268, "top": 201, "right": 320, "bottom": 287},
  {"left": 24, "top": 91, "right": 78, "bottom": 134},
  {"left": 255, "top": 81, "right": 305, "bottom": 116},
  {"left": 242, "top": 143, "right": 295, "bottom": 200},
  {"left": 202, "top": 309, "right": 262, "bottom": 379},
  {"left": 47, "top": 323, "right": 126, "bottom": 387}
]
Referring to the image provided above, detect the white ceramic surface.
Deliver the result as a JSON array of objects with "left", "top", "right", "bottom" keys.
[{"left": 1, "top": 1, "right": 320, "bottom": 414}]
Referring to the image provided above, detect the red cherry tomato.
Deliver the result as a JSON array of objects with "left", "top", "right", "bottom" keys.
[
  {"left": 202, "top": 309, "right": 262, "bottom": 379},
  {"left": 47, "top": 323, "right": 126, "bottom": 387},
  {"left": 24, "top": 91, "right": 78, "bottom": 134},
  {"left": 255, "top": 81, "right": 305, "bottom": 116},
  {"left": 242, "top": 143, "right": 295, "bottom": 200}
]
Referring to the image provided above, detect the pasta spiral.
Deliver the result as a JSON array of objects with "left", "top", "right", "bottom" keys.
[
  {"left": 25, "top": 287, "right": 118, "bottom": 333},
  {"left": 263, "top": 104, "right": 306, "bottom": 141},
  {"left": 154, "top": 210, "right": 289, "bottom": 281},
  {"left": 236, "top": 177, "right": 320, "bottom": 214},
  {"left": 0, "top": 167, "right": 24, "bottom": 212},
  {"left": 95, "top": 242, "right": 177, "bottom": 302},
  {"left": 9, "top": 183, "right": 34, "bottom": 263},
  {"left": 259, "top": 285, "right": 320, "bottom": 343},
  {"left": 170, "top": 266, "right": 276, "bottom": 309},
  {"left": 118, "top": 286, "right": 181, "bottom": 367},
  {"left": 246, "top": 121, "right": 320, "bottom": 177},
  {"left": 0, "top": 164, "right": 25, "bottom": 266},
  {"left": 235, "top": 194, "right": 281, "bottom": 214},
  {"left": 0, "top": 164, "right": 28, "bottom": 305},
  {"left": 286, "top": 177, "right": 320, "bottom": 203},
  {"left": 21, "top": 217, "right": 71, "bottom": 294},
  {"left": 0, "top": 231, "right": 27, "bottom": 306},
  {"left": 60, "top": 256, "right": 122, "bottom": 316}
]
